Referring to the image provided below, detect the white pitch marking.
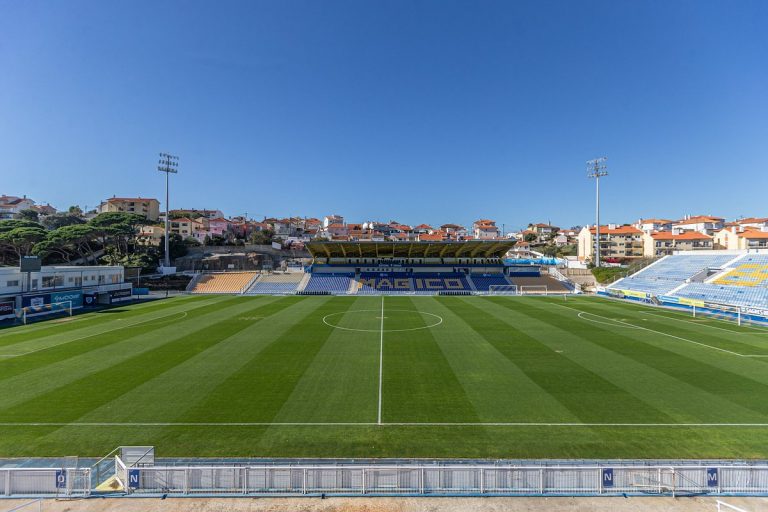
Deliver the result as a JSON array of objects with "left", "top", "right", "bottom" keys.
[
  {"left": 322, "top": 310, "right": 443, "bottom": 333},
  {"left": 378, "top": 296, "right": 384, "bottom": 425},
  {"left": 558, "top": 302, "right": 768, "bottom": 358},
  {"left": 577, "top": 311, "right": 642, "bottom": 330},
  {"left": 0, "top": 311, "right": 189, "bottom": 359},
  {"left": 642, "top": 311, "right": 768, "bottom": 335}
]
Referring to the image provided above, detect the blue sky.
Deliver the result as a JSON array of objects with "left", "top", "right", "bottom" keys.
[{"left": 1, "top": 0, "right": 766, "bottom": 231}]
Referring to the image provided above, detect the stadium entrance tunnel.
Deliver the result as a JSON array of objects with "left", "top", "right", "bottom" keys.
[{"left": 322, "top": 309, "right": 443, "bottom": 333}]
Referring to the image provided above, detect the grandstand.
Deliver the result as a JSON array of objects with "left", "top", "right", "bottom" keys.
[
  {"left": 606, "top": 250, "right": 768, "bottom": 311},
  {"left": 243, "top": 272, "right": 304, "bottom": 294},
  {"left": 187, "top": 241, "right": 577, "bottom": 296},
  {"left": 187, "top": 271, "right": 258, "bottom": 294}
]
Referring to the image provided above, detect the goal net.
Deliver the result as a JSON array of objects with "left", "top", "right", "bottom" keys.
[
  {"left": 520, "top": 285, "right": 548, "bottom": 295},
  {"left": 18, "top": 301, "right": 73, "bottom": 325},
  {"left": 488, "top": 285, "right": 519, "bottom": 296}
]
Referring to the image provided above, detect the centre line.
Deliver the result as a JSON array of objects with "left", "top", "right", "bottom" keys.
[{"left": 378, "top": 296, "right": 384, "bottom": 425}]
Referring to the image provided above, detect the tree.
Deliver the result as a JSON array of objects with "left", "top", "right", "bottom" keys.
[
  {"left": 249, "top": 229, "right": 274, "bottom": 245},
  {"left": 68, "top": 205, "right": 84, "bottom": 216},
  {"left": 0, "top": 226, "right": 48, "bottom": 260},
  {"left": 524, "top": 233, "right": 538, "bottom": 243},
  {"left": 53, "top": 224, "right": 99, "bottom": 264},
  {"left": 14, "top": 209, "right": 39, "bottom": 223},
  {"left": 41, "top": 212, "right": 86, "bottom": 230},
  {"left": 158, "top": 234, "right": 188, "bottom": 261}
]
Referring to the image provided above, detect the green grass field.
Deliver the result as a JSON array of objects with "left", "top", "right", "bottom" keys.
[{"left": 2, "top": 294, "right": 768, "bottom": 459}]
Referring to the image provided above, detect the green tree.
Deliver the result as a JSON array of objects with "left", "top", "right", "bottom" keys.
[
  {"left": 249, "top": 229, "right": 275, "bottom": 245},
  {"left": 0, "top": 226, "right": 48, "bottom": 260},
  {"left": 14, "top": 209, "right": 39, "bottom": 223},
  {"left": 41, "top": 212, "right": 86, "bottom": 230},
  {"left": 524, "top": 233, "right": 538, "bottom": 243}
]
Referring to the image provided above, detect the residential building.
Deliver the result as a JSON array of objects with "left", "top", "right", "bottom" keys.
[
  {"left": 169, "top": 208, "right": 224, "bottom": 220},
  {"left": 714, "top": 227, "right": 768, "bottom": 250},
  {"left": 643, "top": 231, "right": 714, "bottom": 257},
  {"left": 473, "top": 219, "right": 500, "bottom": 240},
  {"left": 323, "top": 214, "right": 344, "bottom": 229},
  {"left": 736, "top": 217, "right": 768, "bottom": 231},
  {"left": 98, "top": 197, "right": 160, "bottom": 221},
  {"left": 0, "top": 195, "right": 36, "bottom": 220},
  {"left": 31, "top": 203, "right": 57, "bottom": 216},
  {"left": 634, "top": 218, "right": 674, "bottom": 233},
  {"left": 169, "top": 217, "right": 202, "bottom": 239},
  {"left": 440, "top": 224, "right": 468, "bottom": 239},
  {"left": 137, "top": 225, "right": 165, "bottom": 246},
  {"left": 578, "top": 225, "right": 644, "bottom": 262},
  {"left": 672, "top": 215, "right": 724, "bottom": 235}
]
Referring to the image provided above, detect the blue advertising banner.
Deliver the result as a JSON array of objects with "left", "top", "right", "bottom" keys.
[
  {"left": 133, "top": 287, "right": 150, "bottom": 296},
  {"left": 52, "top": 290, "right": 83, "bottom": 308},
  {"left": 22, "top": 294, "right": 50, "bottom": 308}
]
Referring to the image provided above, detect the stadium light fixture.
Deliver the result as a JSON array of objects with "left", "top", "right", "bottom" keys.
[
  {"left": 158, "top": 153, "right": 179, "bottom": 269},
  {"left": 587, "top": 157, "right": 608, "bottom": 267}
]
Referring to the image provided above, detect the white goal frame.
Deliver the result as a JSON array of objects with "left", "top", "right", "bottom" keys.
[
  {"left": 19, "top": 300, "right": 73, "bottom": 325},
  {"left": 488, "top": 285, "right": 519, "bottom": 296},
  {"left": 692, "top": 303, "right": 743, "bottom": 326},
  {"left": 519, "top": 285, "right": 549, "bottom": 296}
]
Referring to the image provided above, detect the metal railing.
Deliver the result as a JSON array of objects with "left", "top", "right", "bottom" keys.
[
  {"left": 116, "top": 462, "right": 768, "bottom": 497},
  {"left": 0, "top": 468, "right": 90, "bottom": 498}
]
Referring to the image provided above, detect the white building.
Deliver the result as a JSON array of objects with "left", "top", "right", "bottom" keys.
[{"left": 0, "top": 195, "right": 36, "bottom": 220}]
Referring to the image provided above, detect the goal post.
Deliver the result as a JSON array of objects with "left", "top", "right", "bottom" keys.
[
  {"left": 19, "top": 300, "right": 73, "bottom": 325},
  {"left": 693, "top": 303, "right": 742, "bottom": 326},
  {"left": 488, "top": 285, "right": 519, "bottom": 296},
  {"left": 520, "top": 285, "right": 548, "bottom": 296}
]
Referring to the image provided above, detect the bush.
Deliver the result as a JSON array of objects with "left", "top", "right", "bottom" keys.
[{"left": 591, "top": 266, "right": 626, "bottom": 284}]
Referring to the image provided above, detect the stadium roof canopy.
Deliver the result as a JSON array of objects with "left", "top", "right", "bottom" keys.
[{"left": 307, "top": 240, "right": 516, "bottom": 259}]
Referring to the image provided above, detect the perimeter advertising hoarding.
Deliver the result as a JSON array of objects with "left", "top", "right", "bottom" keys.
[{"left": 51, "top": 290, "right": 83, "bottom": 308}]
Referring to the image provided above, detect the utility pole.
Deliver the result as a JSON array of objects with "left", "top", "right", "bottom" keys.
[
  {"left": 158, "top": 153, "right": 179, "bottom": 270},
  {"left": 587, "top": 157, "right": 608, "bottom": 267}
]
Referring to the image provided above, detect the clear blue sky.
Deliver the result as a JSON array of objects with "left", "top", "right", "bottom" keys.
[{"left": 2, "top": 0, "right": 766, "bottom": 231}]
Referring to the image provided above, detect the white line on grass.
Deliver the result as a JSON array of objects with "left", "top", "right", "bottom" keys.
[
  {"left": 377, "top": 296, "right": 384, "bottom": 425},
  {"left": 641, "top": 311, "right": 768, "bottom": 335},
  {"left": 551, "top": 301, "right": 768, "bottom": 358},
  {"left": 2, "top": 421, "right": 768, "bottom": 427},
  {"left": 0, "top": 310, "right": 190, "bottom": 359}
]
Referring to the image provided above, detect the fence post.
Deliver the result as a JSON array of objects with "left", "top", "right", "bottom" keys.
[
  {"left": 184, "top": 468, "right": 189, "bottom": 495},
  {"left": 598, "top": 468, "right": 602, "bottom": 494},
  {"left": 539, "top": 469, "right": 544, "bottom": 495},
  {"left": 242, "top": 467, "right": 248, "bottom": 495},
  {"left": 303, "top": 469, "right": 307, "bottom": 495},
  {"left": 361, "top": 468, "right": 366, "bottom": 495},
  {"left": 657, "top": 468, "right": 662, "bottom": 494},
  {"left": 480, "top": 468, "right": 484, "bottom": 494},
  {"left": 420, "top": 468, "right": 425, "bottom": 495}
]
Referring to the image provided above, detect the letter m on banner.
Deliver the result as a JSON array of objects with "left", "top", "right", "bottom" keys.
[
  {"left": 128, "top": 469, "right": 141, "bottom": 490},
  {"left": 602, "top": 468, "right": 614, "bottom": 488},
  {"left": 707, "top": 467, "right": 719, "bottom": 487}
]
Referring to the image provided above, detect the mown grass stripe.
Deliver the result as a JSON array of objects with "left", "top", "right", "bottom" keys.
[
  {"left": 452, "top": 297, "right": 675, "bottom": 424},
  {"left": 0, "top": 296, "right": 249, "bottom": 380},
  {"left": 173, "top": 297, "right": 353, "bottom": 423},
  {"left": 0, "top": 296, "right": 293, "bottom": 422},
  {"left": 380, "top": 297, "right": 482, "bottom": 423},
  {"left": 511, "top": 298, "right": 768, "bottom": 422}
]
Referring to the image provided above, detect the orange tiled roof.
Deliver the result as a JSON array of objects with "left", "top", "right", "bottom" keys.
[
  {"left": 651, "top": 231, "right": 712, "bottom": 240},
  {"left": 588, "top": 225, "right": 642, "bottom": 235}
]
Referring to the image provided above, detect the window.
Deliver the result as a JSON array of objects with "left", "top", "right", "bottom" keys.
[{"left": 6, "top": 280, "right": 19, "bottom": 287}]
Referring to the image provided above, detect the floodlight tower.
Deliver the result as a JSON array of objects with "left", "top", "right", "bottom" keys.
[
  {"left": 158, "top": 153, "right": 179, "bottom": 269},
  {"left": 587, "top": 157, "right": 608, "bottom": 267}
]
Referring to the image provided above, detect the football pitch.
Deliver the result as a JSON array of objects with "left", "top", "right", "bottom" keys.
[{"left": 2, "top": 294, "right": 768, "bottom": 459}]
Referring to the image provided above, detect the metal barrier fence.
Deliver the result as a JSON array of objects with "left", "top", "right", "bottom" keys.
[
  {"left": 0, "top": 468, "right": 90, "bottom": 497},
  {"left": 117, "top": 463, "right": 768, "bottom": 497}
]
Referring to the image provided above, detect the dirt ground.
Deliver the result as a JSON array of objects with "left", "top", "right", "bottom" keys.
[{"left": 2, "top": 496, "right": 767, "bottom": 512}]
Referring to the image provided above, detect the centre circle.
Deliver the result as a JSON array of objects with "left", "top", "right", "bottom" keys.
[{"left": 322, "top": 309, "right": 443, "bottom": 333}]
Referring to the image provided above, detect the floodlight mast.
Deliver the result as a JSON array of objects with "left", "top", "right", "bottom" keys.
[
  {"left": 587, "top": 157, "right": 608, "bottom": 267},
  {"left": 158, "top": 153, "right": 179, "bottom": 269}
]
